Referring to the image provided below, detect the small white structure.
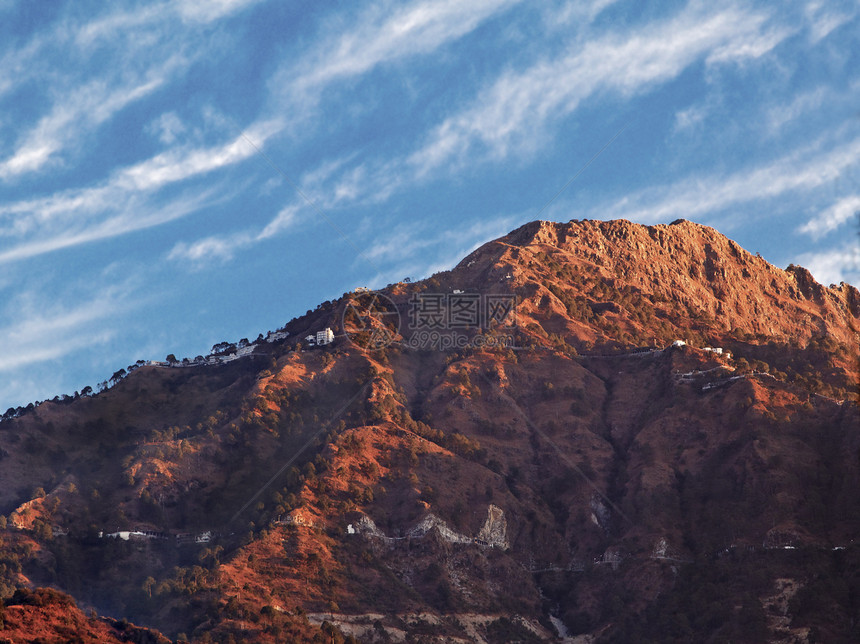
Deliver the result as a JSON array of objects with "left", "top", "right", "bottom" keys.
[
  {"left": 672, "top": 340, "right": 686, "bottom": 347},
  {"left": 266, "top": 330, "right": 289, "bottom": 343},
  {"left": 703, "top": 347, "right": 723, "bottom": 355},
  {"left": 453, "top": 289, "right": 464, "bottom": 294},
  {"left": 304, "top": 334, "right": 316, "bottom": 346},
  {"left": 316, "top": 328, "right": 334, "bottom": 345},
  {"left": 196, "top": 531, "right": 212, "bottom": 543}
]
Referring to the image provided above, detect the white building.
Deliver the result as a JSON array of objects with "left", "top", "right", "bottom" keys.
[
  {"left": 672, "top": 340, "right": 686, "bottom": 347},
  {"left": 316, "top": 328, "right": 335, "bottom": 345}
]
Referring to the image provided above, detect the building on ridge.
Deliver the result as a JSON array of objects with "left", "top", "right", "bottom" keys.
[{"left": 316, "top": 328, "right": 335, "bottom": 345}]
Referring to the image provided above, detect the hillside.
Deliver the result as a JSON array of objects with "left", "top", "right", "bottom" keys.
[{"left": 0, "top": 218, "right": 857, "bottom": 643}]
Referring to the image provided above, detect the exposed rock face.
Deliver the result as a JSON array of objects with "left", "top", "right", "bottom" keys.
[
  {"left": 354, "top": 514, "right": 385, "bottom": 539},
  {"left": 477, "top": 504, "right": 508, "bottom": 549},
  {"left": 589, "top": 494, "right": 612, "bottom": 534},
  {"left": 408, "top": 514, "right": 472, "bottom": 544}
]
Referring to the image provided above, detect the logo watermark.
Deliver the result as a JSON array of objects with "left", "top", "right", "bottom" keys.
[
  {"left": 409, "top": 292, "right": 517, "bottom": 330},
  {"left": 341, "top": 290, "right": 401, "bottom": 350},
  {"left": 342, "top": 290, "right": 518, "bottom": 351},
  {"left": 404, "top": 329, "right": 516, "bottom": 351}
]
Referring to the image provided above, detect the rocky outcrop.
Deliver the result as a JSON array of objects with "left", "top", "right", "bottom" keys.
[{"left": 477, "top": 504, "right": 508, "bottom": 549}]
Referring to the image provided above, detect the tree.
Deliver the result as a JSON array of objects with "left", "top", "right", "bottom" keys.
[
  {"left": 166, "top": 354, "right": 177, "bottom": 363},
  {"left": 143, "top": 576, "right": 156, "bottom": 598},
  {"left": 211, "top": 342, "right": 232, "bottom": 354}
]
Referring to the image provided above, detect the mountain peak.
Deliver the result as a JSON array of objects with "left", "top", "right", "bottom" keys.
[{"left": 451, "top": 218, "right": 857, "bottom": 353}]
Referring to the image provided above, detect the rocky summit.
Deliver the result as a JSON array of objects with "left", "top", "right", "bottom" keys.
[{"left": 0, "top": 219, "right": 857, "bottom": 643}]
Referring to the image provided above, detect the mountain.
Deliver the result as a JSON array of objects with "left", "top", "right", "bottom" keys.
[{"left": 0, "top": 219, "right": 857, "bottom": 643}]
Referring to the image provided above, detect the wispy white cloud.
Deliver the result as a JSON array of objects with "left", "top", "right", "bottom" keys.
[
  {"left": 274, "top": 0, "right": 520, "bottom": 109},
  {"left": 71, "top": 4, "right": 166, "bottom": 48},
  {"left": 765, "top": 86, "right": 829, "bottom": 134},
  {"left": 795, "top": 242, "right": 860, "bottom": 287},
  {"left": 363, "top": 213, "right": 522, "bottom": 287},
  {"left": 591, "top": 134, "right": 860, "bottom": 224},
  {"left": 364, "top": 214, "right": 518, "bottom": 264},
  {"left": 168, "top": 233, "right": 251, "bottom": 266},
  {"left": 117, "top": 120, "right": 280, "bottom": 191},
  {"left": 254, "top": 1, "right": 791, "bottom": 218},
  {"left": 0, "top": 28, "right": 50, "bottom": 100},
  {"left": 0, "top": 190, "right": 218, "bottom": 264},
  {"left": 407, "top": 2, "right": 788, "bottom": 175},
  {"left": 0, "top": 58, "right": 185, "bottom": 179},
  {"left": 168, "top": 201, "right": 301, "bottom": 266},
  {"left": 71, "top": 0, "right": 261, "bottom": 39},
  {"left": 147, "top": 112, "right": 187, "bottom": 145},
  {"left": 0, "top": 0, "right": 261, "bottom": 180},
  {"left": 165, "top": 146, "right": 403, "bottom": 268},
  {"left": 0, "top": 283, "right": 133, "bottom": 372},
  {"left": 154, "top": 0, "right": 855, "bottom": 277},
  {"left": 257, "top": 203, "right": 301, "bottom": 241},
  {"left": 176, "top": 0, "right": 264, "bottom": 23},
  {"left": 550, "top": 0, "right": 621, "bottom": 25},
  {"left": 167, "top": 1, "right": 796, "bottom": 269},
  {"left": 71, "top": 1, "right": 261, "bottom": 45},
  {"left": 798, "top": 195, "right": 860, "bottom": 239},
  {"left": 0, "top": 122, "right": 280, "bottom": 263},
  {"left": 673, "top": 104, "right": 708, "bottom": 133},
  {"left": 804, "top": 0, "right": 857, "bottom": 43},
  {"left": 705, "top": 22, "right": 794, "bottom": 65}
]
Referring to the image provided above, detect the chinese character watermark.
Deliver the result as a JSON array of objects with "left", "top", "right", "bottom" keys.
[
  {"left": 409, "top": 292, "right": 517, "bottom": 330},
  {"left": 343, "top": 291, "right": 518, "bottom": 351}
]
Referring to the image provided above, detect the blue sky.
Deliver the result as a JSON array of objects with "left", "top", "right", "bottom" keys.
[{"left": 0, "top": 0, "right": 858, "bottom": 409}]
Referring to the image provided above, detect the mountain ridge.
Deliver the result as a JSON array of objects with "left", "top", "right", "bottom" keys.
[
  {"left": 0, "top": 218, "right": 857, "bottom": 643},
  {"left": 5, "top": 217, "right": 854, "bottom": 420}
]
